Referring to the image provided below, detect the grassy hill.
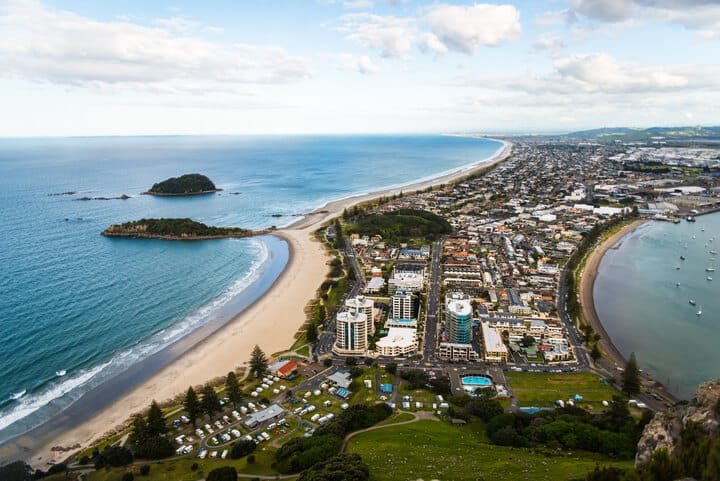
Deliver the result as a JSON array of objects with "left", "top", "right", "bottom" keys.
[{"left": 346, "top": 208, "right": 452, "bottom": 241}]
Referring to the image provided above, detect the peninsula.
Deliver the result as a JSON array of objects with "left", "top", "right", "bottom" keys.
[
  {"left": 143, "top": 173, "right": 221, "bottom": 196},
  {"left": 101, "top": 218, "right": 268, "bottom": 240}
]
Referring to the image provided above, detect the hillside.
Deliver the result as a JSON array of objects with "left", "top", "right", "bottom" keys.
[
  {"left": 346, "top": 208, "right": 452, "bottom": 241},
  {"left": 101, "top": 218, "right": 262, "bottom": 240},
  {"left": 145, "top": 173, "right": 220, "bottom": 196},
  {"left": 567, "top": 126, "right": 720, "bottom": 142}
]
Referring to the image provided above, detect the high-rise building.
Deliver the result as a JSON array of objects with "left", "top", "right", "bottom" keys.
[
  {"left": 445, "top": 295, "right": 472, "bottom": 344},
  {"left": 391, "top": 290, "right": 415, "bottom": 319},
  {"left": 345, "top": 296, "right": 375, "bottom": 334},
  {"left": 333, "top": 310, "right": 368, "bottom": 355}
]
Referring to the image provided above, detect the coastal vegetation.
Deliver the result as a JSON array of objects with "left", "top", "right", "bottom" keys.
[
  {"left": 102, "top": 218, "right": 258, "bottom": 239},
  {"left": 145, "top": 173, "right": 219, "bottom": 196},
  {"left": 249, "top": 345, "right": 269, "bottom": 377},
  {"left": 344, "top": 208, "right": 452, "bottom": 242},
  {"left": 128, "top": 401, "right": 175, "bottom": 460}
]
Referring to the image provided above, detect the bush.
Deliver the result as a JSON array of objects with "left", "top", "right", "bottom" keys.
[
  {"left": 230, "top": 439, "right": 256, "bottom": 459},
  {"left": 247, "top": 454, "right": 256, "bottom": 464},
  {"left": 190, "top": 463, "right": 199, "bottom": 471},
  {"left": 323, "top": 359, "right": 333, "bottom": 367},
  {"left": 140, "top": 464, "right": 150, "bottom": 475},
  {"left": 206, "top": 466, "right": 238, "bottom": 481},
  {"left": 298, "top": 453, "right": 370, "bottom": 481},
  {"left": 122, "top": 473, "right": 135, "bottom": 481},
  {"left": 94, "top": 446, "right": 133, "bottom": 469}
]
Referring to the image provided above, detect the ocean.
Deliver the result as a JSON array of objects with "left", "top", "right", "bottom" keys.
[
  {"left": 594, "top": 214, "right": 720, "bottom": 399},
  {"left": 0, "top": 134, "right": 503, "bottom": 443}
]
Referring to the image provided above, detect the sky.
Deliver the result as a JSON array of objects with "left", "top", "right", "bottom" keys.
[{"left": 0, "top": 0, "right": 718, "bottom": 136}]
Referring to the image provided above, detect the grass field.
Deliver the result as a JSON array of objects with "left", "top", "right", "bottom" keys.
[
  {"left": 506, "top": 372, "right": 619, "bottom": 409},
  {"left": 347, "top": 420, "right": 632, "bottom": 481}
]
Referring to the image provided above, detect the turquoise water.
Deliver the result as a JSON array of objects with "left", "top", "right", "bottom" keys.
[
  {"left": 594, "top": 214, "right": 720, "bottom": 398},
  {"left": 462, "top": 376, "right": 492, "bottom": 386},
  {"left": 0, "top": 134, "right": 503, "bottom": 442}
]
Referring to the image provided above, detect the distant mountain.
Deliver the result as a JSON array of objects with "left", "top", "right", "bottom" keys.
[{"left": 567, "top": 126, "right": 720, "bottom": 142}]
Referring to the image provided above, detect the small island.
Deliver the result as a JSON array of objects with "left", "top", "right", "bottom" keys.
[
  {"left": 143, "top": 173, "right": 222, "bottom": 196},
  {"left": 102, "top": 218, "right": 270, "bottom": 240}
]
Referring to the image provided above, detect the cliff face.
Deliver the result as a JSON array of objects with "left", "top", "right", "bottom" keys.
[{"left": 636, "top": 379, "right": 720, "bottom": 466}]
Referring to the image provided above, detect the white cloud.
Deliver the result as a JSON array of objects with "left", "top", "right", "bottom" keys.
[
  {"left": 0, "top": 0, "right": 310, "bottom": 93},
  {"left": 423, "top": 4, "right": 521, "bottom": 53},
  {"left": 333, "top": 53, "right": 381, "bottom": 73},
  {"left": 568, "top": 0, "right": 635, "bottom": 22},
  {"left": 532, "top": 34, "right": 566, "bottom": 57},
  {"left": 535, "top": 9, "right": 578, "bottom": 26},
  {"left": 343, "top": 0, "right": 374, "bottom": 9},
  {"left": 340, "top": 13, "right": 416, "bottom": 58},
  {"left": 339, "top": 4, "right": 521, "bottom": 58}
]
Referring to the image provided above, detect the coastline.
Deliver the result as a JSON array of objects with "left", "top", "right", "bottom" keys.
[
  {"left": 20, "top": 137, "right": 513, "bottom": 467},
  {"left": 579, "top": 220, "right": 647, "bottom": 370}
]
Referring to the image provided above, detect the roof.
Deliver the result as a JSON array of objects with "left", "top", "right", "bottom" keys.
[
  {"left": 481, "top": 322, "right": 508, "bottom": 354},
  {"left": 326, "top": 370, "right": 353, "bottom": 389},
  {"left": 277, "top": 361, "right": 298, "bottom": 377},
  {"left": 376, "top": 327, "right": 416, "bottom": 349},
  {"left": 243, "top": 404, "right": 285, "bottom": 428},
  {"left": 335, "top": 388, "right": 352, "bottom": 399}
]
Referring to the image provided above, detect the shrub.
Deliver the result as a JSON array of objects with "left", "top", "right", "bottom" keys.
[
  {"left": 206, "top": 466, "right": 238, "bottom": 481},
  {"left": 140, "top": 464, "right": 150, "bottom": 475},
  {"left": 247, "top": 454, "right": 256, "bottom": 464},
  {"left": 190, "top": 463, "right": 199, "bottom": 471},
  {"left": 122, "top": 473, "right": 135, "bottom": 481},
  {"left": 230, "top": 439, "right": 256, "bottom": 459}
]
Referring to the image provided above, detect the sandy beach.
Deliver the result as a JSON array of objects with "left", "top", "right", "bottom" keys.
[
  {"left": 24, "top": 139, "right": 512, "bottom": 466},
  {"left": 578, "top": 220, "right": 646, "bottom": 370}
]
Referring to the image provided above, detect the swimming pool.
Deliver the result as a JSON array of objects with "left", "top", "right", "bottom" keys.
[{"left": 461, "top": 376, "right": 492, "bottom": 386}]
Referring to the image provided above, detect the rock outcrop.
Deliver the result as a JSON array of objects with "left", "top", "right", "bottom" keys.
[{"left": 636, "top": 379, "right": 720, "bottom": 466}]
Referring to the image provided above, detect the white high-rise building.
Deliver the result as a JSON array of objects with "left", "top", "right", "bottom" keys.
[
  {"left": 333, "top": 310, "right": 368, "bottom": 355},
  {"left": 445, "top": 295, "right": 473, "bottom": 345},
  {"left": 391, "top": 290, "right": 414, "bottom": 319},
  {"left": 345, "top": 296, "right": 375, "bottom": 334}
]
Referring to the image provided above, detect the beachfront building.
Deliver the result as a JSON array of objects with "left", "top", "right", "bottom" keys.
[
  {"left": 438, "top": 342, "right": 479, "bottom": 362},
  {"left": 390, "top": 290, "right": 415, "bottom": 320},
  {"left": 481, "top": 322, "right": 508, "bottom": 363},
  {"left": 388, "top": 265, "right": 425, "bottom": 294},
  {"left": 375, "top": 327, "right": 418, "bottom": 357},
  {"left": 345, "top": 296, "right": 375, "bottom": 334},
  {"left": 445, "top": 294, "right": 473, "bottom": 344},
  {"left": 333, "top": 310, "right": 368, "bottom": 355}
]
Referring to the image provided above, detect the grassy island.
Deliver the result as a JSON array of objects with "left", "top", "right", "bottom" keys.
[
  {"left": 102, "top": 218, "right": 267, "bottom": 240},
  {"left": 144, "top": 173, "right": 221, "bottom": 196}
]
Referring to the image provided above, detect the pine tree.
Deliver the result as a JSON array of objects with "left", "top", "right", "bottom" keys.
[
  {"left": 622, "top": 352, "right": 641, "bottom": 396},
  {"left": 201, "top": 385, "right": 221, "bottom": 420},
  {"left": 249, "top": 345, "right": 269, "bottom": 377},
  {"left": 184, "top": 386, "right": 201, "bottom": 427},
  {"left": 226, "top": 372, "right": 242, "bottom": 409},
  {"left": 307, "top": 322, "right": 318, "bottom": 343},
  {"left": 591, "top": 343, "right": 602, "bottom": 361},
  {"left": 146, "top": 400, "right": 167, "bottom": 437}
]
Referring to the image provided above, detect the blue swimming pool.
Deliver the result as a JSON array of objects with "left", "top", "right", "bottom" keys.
[{"left": 461, "top": 376, "right": 492, "bottom": 386}]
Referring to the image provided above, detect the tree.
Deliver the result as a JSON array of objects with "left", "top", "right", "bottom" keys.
[
  {"left": 0, "top": 461, "right": 34, "bottom": 481},
  {"left": 206, "top": 466, "right": 238, "bottom": 481},
  {"left": 384, "top": 363, "right": 397, "bottom": 375},
  {"left": 230, "top": 439, "right": 257, "bottom": 459},
  {"left": 226, "top": 372, "right": 242, "bottom": 409},
  {"left": 201, "top": 385, "right": 222, "bottom": 420},
  {"left": 249, "top": 345, "right": 269, "bottom": 377},
  {"left": 298, "top": 453, "right": 369, "bottom": 481},
  {"left": 147, "top": 400, "right": 167, "bottom": 437},
  {"left": 521, "top": 335, "right": 535, "bottom": 347},
  {"left": 622, "top": 352, "right": 641, "bottom": 396},
  {"left": 307, "top": 322, "right": 319, "bottom": 343},
  {"left": 591, "top": 343, "right": 602, "bottom": 361},
  {"left": 184, "top": 386, "right": 201, "bottom": 427},
  {"left": 94, "top": 446, "right": 133, "bottom": 469}
]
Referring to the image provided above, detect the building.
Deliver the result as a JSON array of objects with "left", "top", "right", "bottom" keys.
[
  {"left": 445, "top": 294, "right": 473, "bottom": 344},
  {"left": 346, "top": 296, "right": 375, "bottom": 334},
  {"left": 481, "top": 322, "right": 508, "bottom": 363},
  {"left": 438, "top": 342, "right": 479, "bottom": 362},
  {"left": 391, "top": 290, "right": 415, "bottom": 320},
  {"left": 375, "top": 327, "right": 418, "bottom": 357},
  {"left": 243, "top": 404, "right": 285, "bottom": 428},
  {"left": 334, "top": 310, "right": 368, "bottom": 355},
  {"left": 326, "top": 370, "right": 353, "bottom": 389}
]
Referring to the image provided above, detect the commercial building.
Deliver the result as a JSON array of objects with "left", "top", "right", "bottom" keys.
[
  {"left": 345, "top": 296, "right": 375, "bottom": 334},
  {"left": 445, "top": 294, "right": 473, "bottom": 344},
  {"left": 334, "top": 310, "right": 368, "bottom": 355},
  {"left": 390, "top": 290, "right": 415, "bottom": 320},
  {"left": 438, "top": 342, "right": 479, "bottom": 362},
  {"left": 375, "top": 327, "right": 418, "bottom": 357},
  {"left": 481, "top": 322, "right": 508, "bottom": 363}
]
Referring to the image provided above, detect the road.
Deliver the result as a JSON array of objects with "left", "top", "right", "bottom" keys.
[{"left": 422, "top": 239, "right": 443, "bottom": 362}]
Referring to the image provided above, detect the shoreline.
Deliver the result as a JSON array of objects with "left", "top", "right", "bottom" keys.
[
  {"left": 16, "top": 137, "right": 512, "bottom": 468},
  {"left": 579, "top": 219, "right": 679, "bottom": 402}
]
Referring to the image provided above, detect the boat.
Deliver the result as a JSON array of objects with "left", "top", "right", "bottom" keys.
[
  {"left": 711, "top": 250, "right": 718, "bottom": 255},
  {"left": 687, "top": 216, "right": 696, "bottom": 222},
  {"left": 706, "top": 266, "right": 715, "bottom": 273},
  {"left": 676, "top": 282, "right": 681, "bottom": 287},
  {"left": 10, "top": 390, "right": 26, "bottom": 400},
  {"left": 697, "top": 308, "right": 702, "bottom": 316},
  {"left": 707, "top": 277, "right": 713, "bottom": 281},
  {"left": 56, "top": 370, "right": 67, "bottom": 377},
  {"left": 675, "top": 265, "right": 681, "bottom": 270},
  {"left": 680, "top": 255, "right": 686, "bottom": 261},
  {"left": 689, "top": 299, "right": 697, "bottom": 305}
]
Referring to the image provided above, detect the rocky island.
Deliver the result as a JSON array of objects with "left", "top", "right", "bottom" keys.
[
  {"left": 143, "top": 173, "right": 222, "bottom": 196},
  {"left": 102, "top": 218, "right": 270, "bottom": 240}
]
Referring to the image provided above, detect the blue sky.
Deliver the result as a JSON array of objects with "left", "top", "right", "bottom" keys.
[{"left": 0, "top": 0, "right": 718, "bottom": 136}]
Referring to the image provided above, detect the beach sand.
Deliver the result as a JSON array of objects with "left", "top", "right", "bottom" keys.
[
  {"left": 29, "top": 139, "right": 512, "bottom": 466},
  {"left": 579, "top": 220, "right": 646, "bottom": 370}
]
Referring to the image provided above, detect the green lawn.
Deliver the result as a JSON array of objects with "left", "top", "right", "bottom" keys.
[
  {"left": 347, "top": 420, "right": 632, "bottom": 481},
  {"left": 506, "top": 372, "right": 619, "bottom": 410}
]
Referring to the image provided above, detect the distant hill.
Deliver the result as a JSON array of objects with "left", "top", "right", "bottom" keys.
[
  {"left": 567, "top": 126, "right": 720, "bottom": 142},
  {"left": 102, "top": 218, "right": 263, "bottom": 240},
  {"left": 145, "top": 173, "right": 220, "bottom": 196}
]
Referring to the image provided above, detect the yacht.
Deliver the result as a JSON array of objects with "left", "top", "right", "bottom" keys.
[
  {"left": 689, "top": 299, "right": 697, "bottom": 306},
  {"left": 697, "top": 308, "right": 702, "bottom": 316},
  {"left": 707, "top": 276, "right": 713, "bottom": 281}
]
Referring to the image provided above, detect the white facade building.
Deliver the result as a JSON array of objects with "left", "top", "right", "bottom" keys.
[
  {"left": 345, "top": 296, "right": 375, "bottom": 334},
  {"left": 375, "top": 328, "right": 418, "bottom": 357},
  {"left": 334, "top": 310, "right": 368, "bottom": 355}
]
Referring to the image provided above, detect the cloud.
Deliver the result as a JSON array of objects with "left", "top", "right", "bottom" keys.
[
  {"left": 534, "top": 9, "right": 578, "bottom": 26},
  {"left": 423, "top": 4, "right": 521, "bottom": 53},
  {"left": 339, "top": 4, "right": 521, "bottom": 58},
  {"left": 568, "top": 0, "right": 635, "bottom": 22},
  {"left": 343, "top": 0, "right": 374, "bottom": 9},
  {"left": 340, "top": 13, "right": 416, "bottom": 58},
  {"left": 333, "top": 53, "right": 381, "bottom": 73},
  {"left": 0, "top": 0, "right": 310, "bottom": 93},
  {"left": 532, "top": 34, "right": 566, "bottom": 57}
]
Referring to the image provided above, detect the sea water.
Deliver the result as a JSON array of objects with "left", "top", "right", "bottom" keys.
[
  {"left": 594, "top": 214, "right": 720, "bottom": 398},
  {"left": 0, "top": 134, "right": 503, "bottom": 442}
]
